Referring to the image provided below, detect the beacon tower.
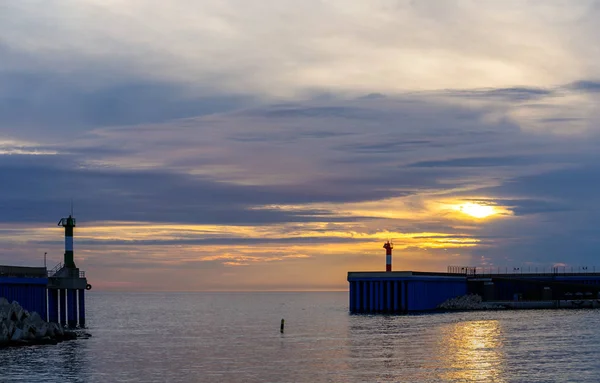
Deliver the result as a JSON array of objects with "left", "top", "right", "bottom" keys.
[
  {"left": 47, "top": 212, "right": 90, "bottom": 328},
  {"left": 383, "top": 241, "right": 393, "bottom": 272},
  {"left": 59, "top": 215, "right": 76, "bottom": 268}
]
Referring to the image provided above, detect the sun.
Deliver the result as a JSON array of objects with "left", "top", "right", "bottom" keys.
[{"left": 456, "top": 202, "right": 496, "bottom": 218}]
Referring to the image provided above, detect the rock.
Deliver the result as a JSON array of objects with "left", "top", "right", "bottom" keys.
[
  {"left": 52, "top": 322, "right": 64, "bottom": 336},
  {"left": 11, "top": 327, "right": 23, "bottom": 341},
  {"left": 45, "top": 323, "right": 55, "bottom": 338},
  {"left": 8, "top": 302, "right": 24, "bottom": 322},
  {"left": 0, "top": 296, "right": 87, "bottom": 348},
  {"left": 28, "top": 312, "right": 43, "bottom": 326},
  {"left": 0, "top": 300, "right": 9, "bottom": 321},
  {"left": 437, "top": 294, "right": 505, "bottom": 310},
  {"left": 0, "top": 322, "right": 8, "bottom": 342},
  {"left": 35, "top": 323, "right": 48, "bottom": 339},
  {"left": 3, "top": 320, "right": 14, "bottom": 340}
]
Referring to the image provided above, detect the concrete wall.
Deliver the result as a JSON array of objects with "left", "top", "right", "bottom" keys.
[
  {"left": 0, "top": 277, "right": 48, "bottom": 317},
  {"left": 471, "top": 274, "right": 600, "bottom": 301},
  {"left": 348, "top": 272, "right": 467, "bottom": 313}
]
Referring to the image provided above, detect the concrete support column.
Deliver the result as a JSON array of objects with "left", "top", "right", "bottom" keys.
[
  {"left": 78, "top": 289, "right": 86, "bottom": 328},
  {"left": 393, "top": 281, "right": 399, "bottom": 312},
  {"left": 375, "top": 281, "right": 381, "bottom": 311},
  {"left": 349, "top": 282, "right": 356, "bottom": 313},
  {"left": 376, "top": 282, "right": 379, "bottom": 312},
  {"left": 41, "top": 286, "right": 48, "bottom": 321},
  {"left": 379, "top": 282, "right": 384, "bottom": 312},
  {"left": 369, "top": 282, "right": 374, "bottom": 312},
  {"left": 400, "top": 282, "right": 406, "bottom": 312},
  {"left": 355, "top": 282, "right": 361, "bottom": 313},
  {"left": 59, "top": 289, "right": 67, "bottom": 326},
  {"left": 387, "top": 281, "right": 392, "bottom": 312},
  {"left": 48, "top": 289, "right": 59, "bottom": 323},
  {"left": 67, "top": 289, "right": 78, "bottom": 328},
  {"left": 363, "top": 282, "right": 368, "bottom": 312}
]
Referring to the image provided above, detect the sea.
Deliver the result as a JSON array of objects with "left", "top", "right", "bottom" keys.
[{"left": 1, "top": 291, "right": 599, "bottom": 382}]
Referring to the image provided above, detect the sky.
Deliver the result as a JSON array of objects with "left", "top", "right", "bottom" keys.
[{"left": 1, "top": 0, "right": 600, "bottom": 291}]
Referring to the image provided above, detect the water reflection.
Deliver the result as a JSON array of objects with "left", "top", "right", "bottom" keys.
[
  {"left": 437, "top": 320, "right": 506, "bottom": 382},
  {"left": 0, "top": 340, "right": 90, "bottom": 383},
  {"left": 346, "top": 315, "right": 433, "bottom": 382}
]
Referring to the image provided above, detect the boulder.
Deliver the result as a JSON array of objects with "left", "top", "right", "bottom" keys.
[
  {"left": 438, "top": 294, "right": 505, "bottom": 310},
  {"left": 52, "top": 322, "right": 64, "bottom": 337},
  {"left": 0, "top": 322, "right": 9, "bottom": 342},
  {"left": 11, "top": 327, "right": 23, "bottom": 341},
  {"left": 8, "top": 302, "right": 24, "bottom": 322},
  {"left": 35, "top": 323, "right": 48, "bottom": 339},
  {"left": 0, "top": 297, "right": 86, "bottom": 348}
]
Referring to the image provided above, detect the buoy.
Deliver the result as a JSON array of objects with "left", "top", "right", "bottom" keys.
[
  {"left": 85, "top": 284, "right": 92, "bottom": 290},
  {"left": 280, "top": 318, "right": 285, "bottom": 333}
]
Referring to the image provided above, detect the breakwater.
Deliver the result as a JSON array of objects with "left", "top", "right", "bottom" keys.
[
  {"left": 0, "top": 298, "right": 82, "bottom": 348},
  {"left": 348, "top": 270, "right": 600, "bottom": 313}
]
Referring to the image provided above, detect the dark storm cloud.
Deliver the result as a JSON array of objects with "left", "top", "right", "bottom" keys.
[
  {"left": 466, "top": 162, "right": 600, "bottom": 266},
  {"left": 408, "top": 156, "right": 534, "bottom": 168},
  {"left": 37, "top": 236, "right": 368, "bottom": 247},
  {"left": 567, "top": 80, "right": 600, "bottom": 93},
  {"left": 2, "top": 78, "right": 600, "bottom": 269},
  {"left": 492, "top": 199, "right": 574, "bottom": 216},
  {"left": 449, "top": 87, "right": 554, "bottom": 102},
  {"left": 0, "top": 154, "right": 394, "bottom": 225},
  {"left": 337, "top": 140, "right": 433, "bottom": 154},
  {"left": 1, "top": 83, "right": 592, "bottom": 228},
  {"left": 0, "top": 70, "right": 252, "bottom": 139},
  {"left": 481, "top": 164, "right": 600, "bottom": 203}
]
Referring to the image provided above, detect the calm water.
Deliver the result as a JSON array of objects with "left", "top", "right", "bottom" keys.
[{"left": 1, "top": 291, "right": 600, "bottom": 382}]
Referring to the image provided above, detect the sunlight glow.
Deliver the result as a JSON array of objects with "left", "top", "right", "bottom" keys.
[
  {"left": 455, "top": 203, "right": 497, "bottom": 219},
  {"left": 438, "top": 320, "right": 505, "bottom": 381}
]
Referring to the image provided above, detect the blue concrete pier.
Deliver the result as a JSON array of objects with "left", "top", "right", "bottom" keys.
[
  {"left": 48, "top": 289, "right": 59, "bottom": 323},
  {"left": 78, "top": 289, "right": 86, "bottom": 328},
  {"left": 348, "top": 271, "right": 467, "bottom": 313},
  {"left": 349, "top": 268, "right": 600, "bottom": 314},
  {"left": 0, "top": 265, "right": 88, "bottom": 327},
  {"left": 59, "top": 289, "right": 67, "bottom": 325},
  {"left": 47, "top": 268, "right": 89, "bottom": 328},
  {"left": 0, "top": 266, "right": 47, "bottom": 315},
  {"left": 67, "top": 289, "right": 78, "bottom": 328},
  {"left": 0, "top": 214, "right": 90, "bottom": 327}
]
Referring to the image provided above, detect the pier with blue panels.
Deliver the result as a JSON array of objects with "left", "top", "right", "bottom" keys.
[
  {"left": 348, "top": 271, "right": 467, "bottom": 313},
  {"left": 348, "top": 268, "right": 600, "bottom": 313},
  {"left": 0, "top": 266, "right": 48, "bottom": 316},
  {"left": 348, "top": 243, "right": 600, "bottom": 313},
  {"left": 0, "top": 213, "right": 90, "bottom": 327}
]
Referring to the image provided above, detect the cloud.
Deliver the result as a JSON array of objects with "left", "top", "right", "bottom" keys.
[
  {"left": 3, "top": 1, "right": 600, "bottom": 289},
  {"left": 2, "top": 0, "right": 600, "bottom": 99},
  {"left": 0, "top": 70, "right": 253, "bottom": 140},
  {"left": 408, "top": 156, "right": 535, "bottom": 168},
  {"left": 0, "top": 87, "right": 598, "bottom": 278},
  {"left": 568, "top": 80, "right": 600, "bottom": 93}
]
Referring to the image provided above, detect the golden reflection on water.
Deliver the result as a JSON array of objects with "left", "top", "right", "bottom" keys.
[{"left": 438, "top": 320, "right": 506, "bottom": 382}]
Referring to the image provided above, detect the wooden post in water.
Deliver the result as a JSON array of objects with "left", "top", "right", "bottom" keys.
[{"left": 280, "top": 319, "right": 285, "bottom": 333}]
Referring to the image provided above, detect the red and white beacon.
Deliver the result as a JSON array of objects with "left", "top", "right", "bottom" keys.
[{"left": 383, "top": 241, "right": 393, "bottom": 272}]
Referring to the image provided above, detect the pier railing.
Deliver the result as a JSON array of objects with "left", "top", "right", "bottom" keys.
[
  {"left": 448, "top": 265, "right": 600, "bottom": 277},
  {"left": 47, "top": 262, "right": 63, "bottom": 277},
  {"left": 47, "top": 263, "right": 86, "bottom": 278}
]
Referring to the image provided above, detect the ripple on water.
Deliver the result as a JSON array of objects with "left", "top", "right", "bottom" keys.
[{"left": 2, "top": 293, "right": 600, "bottom": 382}]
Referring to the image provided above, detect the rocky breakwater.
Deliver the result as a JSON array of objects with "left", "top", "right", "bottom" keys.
[
  {"left": 0, "top": 297, "right": 84, "bottom": 348},
  {"left": 438, "top": 294, "right": 506, "bottom": 311}
]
